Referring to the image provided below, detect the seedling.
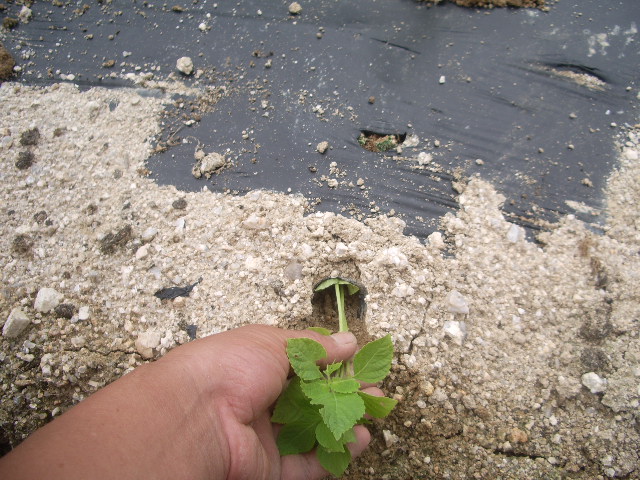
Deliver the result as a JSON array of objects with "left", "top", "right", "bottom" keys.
[{"left": 272, "top": 278, "right": 397, "bottom": 477}]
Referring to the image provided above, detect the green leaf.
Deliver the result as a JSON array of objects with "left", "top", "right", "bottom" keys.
[
  {"left": 276, "top": 421, "right": 319, "bottom": 455},
  {"left": 317, "top": 444, "right": 351, "bottom": 477},
  {"left": 329, "top": 377, "right": 361, "bottom": 394},
  {"left": 353, "top": 335, "right": 394, "bottom": 383},
  {"left": 301, "top": 381, "right": 365, "bottom": 440},
  {"left": 272, "top": 377, "right": 321, "bottom": 424},
  {"left": 324, "top": 362, "right": 343, "bottom": 376},
  {"left": 315, "top": 422, "right": 346, "bottom": 453},
  {"left": 314, "top": 278, "right": 359, "bottom": 296},
  {"left": 286, "top": 338, "right": 327, "bottom": 381},
  {"left": 358, "top": 391, "right": 397, "bottom": 418},
  {"left": 308, "top": 326, "right": 332, "bottom": 336}
]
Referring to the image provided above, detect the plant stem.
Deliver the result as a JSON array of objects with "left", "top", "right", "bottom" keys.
[{"left": 335, "top": 284, "right": 348, "bottom": 332}]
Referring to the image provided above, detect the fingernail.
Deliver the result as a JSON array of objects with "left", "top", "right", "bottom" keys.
[{"left": 331, "top": 332, "right": 357, "bottom": 346}]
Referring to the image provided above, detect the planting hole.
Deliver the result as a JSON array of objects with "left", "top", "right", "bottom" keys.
[{"left": 357, "top": 130, "right": 406, "bottom": 153}]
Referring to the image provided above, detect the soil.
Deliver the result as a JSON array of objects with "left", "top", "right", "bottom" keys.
[
  {"left": 0, "top": 81, "right": 638, "bottom": 479},
  {"left": 0, "top": 43, "right": 14, "bottom": 81}
]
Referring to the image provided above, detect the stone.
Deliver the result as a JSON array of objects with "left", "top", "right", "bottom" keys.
[
  {"left": 241, "top": 214, "right": 269, "bottom": 230},
  {"left": 34, "top": 288, "right": 63, "bottom": 313},
  {"left": 316, "top": 141, "right": 329, "bottom": 154},
  {"left": 192, "top": 152, "right": 225, "bottom": 178},
  {"left": 382, "top": 429, "right": 398, "bottom": 448},
  {"left": 135, "top": 330, "right": 162, "bottom": 359},
  {"left": 444, "top": 320, "right": 467, "bottom": 345},
  {"left": 506, "top": 224, "right": 525, "bottom": 243},
  {"left": 18, "top": 6, "right": 33, "bottom": 23},
  {"left": 2, "top": 308, "right": 31, "bottom": 338},
  {"left": 78, "top": 306, "right": 91, "bottom": 321},
  {"left": 446, "top": 290, "right": 469, "bottom": 314},
  {"left": 141, "top": 227, "right": 158, "bottom": 243},
  {"left": 417, "top": 152, "right": 432, "bottom": 165},
  {"left": 288, "top": 2, "right": 302, "bottom": 15},
  {"left": 176, "top": 56, "right": 194, "bottom": 75},
  {"left": 284, "top": 260, "right": 303, "bottom": 281},
  {"left": 135, "top": 244, "right": 149, "bottom": 260},
  {"left": 427, "top": 231, "right": 445, "bottom": 249},
  {"left": 392, "top": 284, "right": 414, "bottom": 298},
  {"left": 582, "top": 372, "right": 607, "bottom": 393}
]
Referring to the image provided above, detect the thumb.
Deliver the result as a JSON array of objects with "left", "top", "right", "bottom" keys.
[{"left": 312, "top": 331, "right": 359, "bottom": 366}]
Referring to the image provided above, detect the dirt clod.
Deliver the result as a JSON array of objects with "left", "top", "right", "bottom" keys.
[
  {"left": 0, "top": 43, "right": 15, "bottom": 80},
  {"left": 19, "top": 128, "right": 40, "bottom": 146},
  {"left": 99, "top": 225, "right": 133, "bottom": 254},
  {"left": 15, "top": 151, "right": 34, "bottom": 170}
]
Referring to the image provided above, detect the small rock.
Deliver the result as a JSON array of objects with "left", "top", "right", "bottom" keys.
[
  {"left": 417, "top": 152, "right": 432, "bottom": 165},
  {"left": 427, "top": 231, "right": 445, "bottom": 249},
  {"left": 176, "top": 56, "right": 194, "bottom": 75},
  {"left": 335, "top": 242, "right": 349, "bottom": 256},
  {"left": 392, "top": 284, "right": 414, "bottom": 298},
  {"left": 241, "top": 214, "right": 269, "bottom": 230},
  {"left": 2, "top": 308, "right": 31, "bottom": 338},
  {"left": 54, "top": 303, "right": 76, "bottom": 319},
  {"left": 582, "top": 372, "right": 607, "bottom": 393},
  {"left": 135, "top": 244, "right": 150, "bottom": 260},
  {"left": 141, "top": 227, "right": 158, "bottom": 243},
  {"left": 18, "top": 6, "right": 32, "bottom": 23},
  {"left": 288, "top": 2, "right": 302, "bottom": 15},
  {"left": 192, "top": 152, "right": 225, "bottom": 178},
  {"left": 382, "top": 430, "right": 398, "bottom": 448},
  {"left": 506, "top": 224, "right": 525, "bottom": 243},
  {"left": 78, "top": 306, "right": 91, "bottom": 321},
  {"left": 316, "top": 141, "right": 329, "bottom": 154},
  {"left": 443, "top": 320, "right": 467, "bottom": 345},
  {"left": 70, "top": 336, "right": 86, "bottom": 348},
  {"left": 284, "top": 260, "right": 303, "bottom": 281},
  {"left": 368, "top": 96, "right": 375, "bottom": 104},
  {"left": 135, "top": 330, "right": 162, "bottom": 359},
  {"left": 439, "top": 75, "right": 446, "bottom": 84},
  {"left": 34, "top": 288, "right": 63, "bottom": 313},
  {"left": 446, "top": 290, "right": 469, "bottom": 314}
]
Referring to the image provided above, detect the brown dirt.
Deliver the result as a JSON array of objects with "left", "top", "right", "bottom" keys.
[{"left": 0, "top": 43, "right": 15, "bottom": 81}]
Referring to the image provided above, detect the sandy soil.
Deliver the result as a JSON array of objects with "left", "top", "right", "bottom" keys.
[{"left": 0, "top": 77, "right": 638, "bottom": 479}]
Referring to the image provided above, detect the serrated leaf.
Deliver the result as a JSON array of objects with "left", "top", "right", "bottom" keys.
[
  {"left": 315, "top": 422, "right": 346, "bottom": 453},
  {"left": 308, "top": 326, "right": 332, "bottom": 336},
  {"left": 358, "top": 391, "right": 398, "bottom": 418},
  {"left": 329, "top": 377, "right": 361, "bottom": 394},
  {"left": 286, "top": 338, "right": 327, "bottom": 381},
  {"left": 324, "top": 362, "right": 343, "bottom": 376},
  {"left": 276, "top": 421, "right": 319, "bottom": 455},
  {"left": 353, "top": 334, "right": 394, "bottom": 383},
  {"left": 301, "top": 381, "right": 365, "bottom": 440},
  {"left": 272, "top": 377, "right": 321, "bottom": 424},
  {"left": 317, "top": 444, "right": 351, "bottom": 477},
  {"left": 316, "top": 422, "right": 357, "bottom": 452}
]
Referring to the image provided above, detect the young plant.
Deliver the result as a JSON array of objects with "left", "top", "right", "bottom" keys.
[{"left": 272, "top": 278, "right": 397, "bottom": 477}]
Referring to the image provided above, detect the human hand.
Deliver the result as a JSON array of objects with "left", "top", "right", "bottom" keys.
[
  {"left": 0, "top": 325, "right": 380, "bottom": 480},
  {"left": 166, "top": 324, "right": 380, "bottom": 480}
]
